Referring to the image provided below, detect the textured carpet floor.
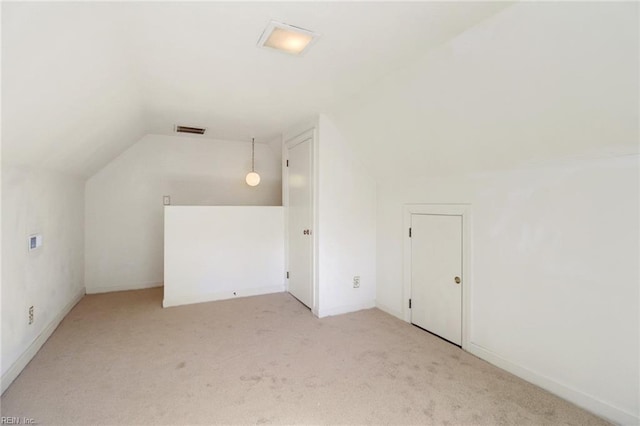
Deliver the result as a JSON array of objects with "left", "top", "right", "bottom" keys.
[{"left": 1, "top": 288, "right": 607, "bottom": 425}]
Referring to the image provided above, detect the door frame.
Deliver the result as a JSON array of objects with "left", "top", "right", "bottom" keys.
[
  {"left": 403, "top": 204, "right": 472, "bottom": 350},
  {"left": 284, "top": 128, "right": 319, "bottom": 315}
]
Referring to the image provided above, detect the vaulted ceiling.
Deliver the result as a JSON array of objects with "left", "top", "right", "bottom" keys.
[{"left": 2, "top": 1, "right": 511, "bottom": 177}]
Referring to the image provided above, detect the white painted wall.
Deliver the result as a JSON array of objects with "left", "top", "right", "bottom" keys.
[
  {"left": 376, "top": 157, "right": 639, "bottom": 423},
  {"left": 85, "top": 134, "right": 282, "bottom": 294},
  {"left": 323, "top": 2, "right": 638, "bottom": 423},
  {"left": 163, "top": 206, "right": 284, "bottom": 308},
  {"left": 315, "top": 115, "right": 377, "bottom": 317},
  {"left": 1, "top": 164, "right": 85, "bottom": 391}
]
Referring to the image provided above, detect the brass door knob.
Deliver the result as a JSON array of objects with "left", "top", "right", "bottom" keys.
[{"left": 454, "top": 276, "right": 461, "bottom": 284}]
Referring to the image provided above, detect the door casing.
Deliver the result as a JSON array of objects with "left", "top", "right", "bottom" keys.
[
  {"left": 403, "top": 204, "right": 471, "bottom": 350},
  {"left": 284, "top": 128, "right": 318, "bottom": 315}
]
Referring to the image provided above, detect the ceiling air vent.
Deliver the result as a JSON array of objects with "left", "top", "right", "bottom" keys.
[{"left": 175, "top": 125, "right": 206, "bottom": 135}]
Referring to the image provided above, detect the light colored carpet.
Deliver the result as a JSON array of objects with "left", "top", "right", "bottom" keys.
[{"left": 1, "top": 288, "right": 607, "bottom": 425}]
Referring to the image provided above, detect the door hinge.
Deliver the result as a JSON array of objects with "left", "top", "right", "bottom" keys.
[
  {"left": 409, "top": 298, "right": 412, "bottom": 309},
  {"left": 286, "top": 271, "right": 289, "bottom": 279},
  {"left": 286, "top": 160, "right": 289, "bottom": 167},
  {"left": 409, "top": 227, "right": 412, "bottom": 238}
]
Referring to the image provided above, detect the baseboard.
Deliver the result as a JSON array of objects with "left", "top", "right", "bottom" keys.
[
  {"left": 1, "top": 287, "right": 85, "bottom": 395},
  {"left": 374, "top": 301, "right": 404, "bottom": 320},
  {"left": 317, "top": 299, "right": 376, "bottom": 318},
  {"left": 163, "top": 285, "right": 285, "bottom": 308},
  {"left": 467, "top": 342, "right": 638, "bottom": 425},
  {"left": 86, "top": 281, "right": 163, "bottom": 294}
]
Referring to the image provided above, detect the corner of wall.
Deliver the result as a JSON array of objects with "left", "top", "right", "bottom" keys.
[
  {"left": 317, "top": 299, "right": 376, "bottom": 319},
  {"left": 466, "top": 342, "right": 640, "bottom": 425},
  {"left": 375, "top": 301, "right": 403, "bottom": 320},
  {"left": 1, "top": 287, "right": 84, "bottom": 394},
  {"left": 315, "top": 114, "right": 378, "bottom": 318},
  {"left": 1, "top": 165, "right": 86, "bottom": 394},
  {"left": 283, "top": 117, "right": 319, "bottom": 144}
]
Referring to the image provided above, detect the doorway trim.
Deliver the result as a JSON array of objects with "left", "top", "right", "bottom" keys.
[
  {"left": 284, "top": 128, "right": 319, "bottom": 316},
  {"left": 403, "top": 204, "right": 472, "bottom": 350}
]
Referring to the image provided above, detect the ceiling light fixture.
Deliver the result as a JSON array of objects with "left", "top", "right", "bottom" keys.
[
  {"left": 246, "top": 138, "right": 261, "bottom": 187},
  {"left": 257, "top": 21, "right": 319, "bottom": 56}
]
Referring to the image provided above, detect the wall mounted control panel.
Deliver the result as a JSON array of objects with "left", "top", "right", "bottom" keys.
[{"left": 28, "top": 234, "right": 43, "bottom": 251}]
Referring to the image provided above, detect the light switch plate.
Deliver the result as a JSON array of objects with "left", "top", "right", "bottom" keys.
[{"left": 163, "top": 195, "right": 171, "bottom": 206}]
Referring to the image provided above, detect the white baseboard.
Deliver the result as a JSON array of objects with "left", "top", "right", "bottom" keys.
[
  {"left": 1, "top": 287, "right": 85, "bottom": 394},
  {"left": 317, "top": 299, "right": 376, "bottom": 318},
  {"left": 467, "top": 342, "right": 638, "bottom": 426},
  {"left": 163, "top": 285, "right": 285, "bottom": 308},
  {"left": 375, "top": 301, "right": 404, "bottom": 320},
  {"left": 86, "top": 281, "right": 163, "bottom": 294}
]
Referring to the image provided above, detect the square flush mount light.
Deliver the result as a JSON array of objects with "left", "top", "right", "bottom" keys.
[{"left": 257, "top": 21, "right": 320, "bottom": 56}]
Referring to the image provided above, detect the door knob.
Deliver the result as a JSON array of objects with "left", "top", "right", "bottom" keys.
[{"left": 454, "top": 276, "right": 461, "bottom": 284}]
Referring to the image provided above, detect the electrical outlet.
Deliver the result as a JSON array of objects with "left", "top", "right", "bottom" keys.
[
  {"left": 353, "top": 276, "right": 360, "bottom": 288},
  {"left": 28, "top": 306, "right": 34, "bottom": 325}
]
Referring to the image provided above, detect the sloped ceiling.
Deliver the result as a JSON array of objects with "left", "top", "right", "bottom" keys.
[
  {"left": 327, "top": 2, "right": 639, "bottom": 181},
  {"left": 2, "top": 1, "right": 511, "bottom": 177}
]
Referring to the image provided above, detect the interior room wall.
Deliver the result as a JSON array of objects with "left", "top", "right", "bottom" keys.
[
  {"left": 315, "top": 115, "right": 377, "bottom": 317},
  {"left": 376, "top": 157, "right": 639, "bottom": 423},
  {"left": 85, "top": 134, "right": 282, "bottom": 294},
  {"left": 1, "top": 164, "right": 85, "bottom": 392},
  {"left": 163, "top": 206, "right": 285, "bottom": 308},
  {"left": 324, "top": 2, "right": 638, "bottom": 423}
]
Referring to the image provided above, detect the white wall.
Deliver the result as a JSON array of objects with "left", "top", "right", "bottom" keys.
[
  {"left": 1, "top": 164, "right": 85, "bottom": 391},
  {"left": 315, "top": 115, "right": 377, "bottom": 317},
  {"left": 85, "top": 134, "right": 282, "bottom": 294},
  {"left": 376, "top": 157, "right": 639, "bottom": 423},
  {"left": 163, "top": 206, "right": 284, "bottom": 307},
  {"left": 324, "top": 2, "right": 639, "bottom": 423}
]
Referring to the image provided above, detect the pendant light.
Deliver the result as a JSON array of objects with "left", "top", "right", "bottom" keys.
[{"left": 245, "top": 138, "right": 261, "bottom": 186}]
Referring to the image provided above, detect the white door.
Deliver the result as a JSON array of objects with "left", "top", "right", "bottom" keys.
[
  {"left": 411, "top": 214, "right": 463, "bottom": 345},
  {"left": 287, "top": 138, "right": 313, "bottom": 308}
]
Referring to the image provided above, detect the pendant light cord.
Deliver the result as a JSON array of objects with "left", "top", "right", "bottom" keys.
[{"left": 252, "top": 138, "right": 255, "bottom": 172}]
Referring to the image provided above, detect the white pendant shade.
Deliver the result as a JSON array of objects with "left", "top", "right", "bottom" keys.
[
  {"left": 246, "top": 137, "right": 260, "bottom": 186},
  {"left": 246, "top": 171, "right": 261, "bottom": 187}
]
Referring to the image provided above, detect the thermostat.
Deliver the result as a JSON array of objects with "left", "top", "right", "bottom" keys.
[{"left": 28, "top": 234, "right": 43, "bottom": 251}]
